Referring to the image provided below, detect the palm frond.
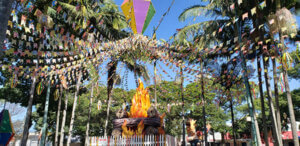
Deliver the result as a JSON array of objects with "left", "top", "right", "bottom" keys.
[
  {"left": 176, "top": 19, "right": 229, "bottom": 43},
  {"left": 58, "top": 1, "right": 82, "bottom": 18},
  {"left": 114, "top": 74, "right": 121, "bottom": 85},
  {"left": 134, "top": 65, "right": 150, "bottom": 81},
  {"left": 46, "top": 7, "right": 57, "bottom": 17},
  {"left": 179, "top": 4, "right": 222, "bottom": 22}
]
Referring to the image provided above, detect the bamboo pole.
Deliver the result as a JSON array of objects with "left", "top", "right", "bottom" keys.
[{"left": 40, "top": 75, "right": 52, "bottom": 146}]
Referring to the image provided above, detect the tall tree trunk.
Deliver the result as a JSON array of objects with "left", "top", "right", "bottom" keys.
[
  {"left": 281, "top": 63, "right": 299, "bottom": 146},
  {"left": 66, "top": 72, "right": 82, "bottom": 146},
  {"left": 104, "top": 61, "right": 118, "bottom": 136},
  {"left": 212, "top": 129, "right": 215, "bottom": 145},
  {"left": 275, "top": 1, "right": 298, "bottom": 140},
  {"left": 85, "top": 84, "right": 94, "bottom": 146},
  {"left": 0, "top": 0, "right": 13, "bottom": 57},
  {"left": 104, "top": 91, "right": 112, "bottom": 137},
  {"left": 229, "top": 91, "right": 237, "bottom": 146},
  {"left": 262, "top": 55, "right": 282, "bottom": 146},
  {"left": 200, "top": 61, "right": 207, "bottom": 146},
  {"left": 55, "top": 85, "right": 63, "bottom": 146},
  {"left": 238, "top": 32, "right": 262, "bottom": 146},
  {"left": 272, "top": 58, "right": 283, "bottom": 138},
  {"left": 278, "top": 27, "right": 299, "bottom": 145},
  {"left": 21, "top": 75, "right": 37, "bottom": 146},
  {"left": 221, "top": 132, "right": 225, "bottom": 146},
  {"left": 278, "top": 31, "right": 299, "bottom": 146},
  {"left": 180, "top": 66, "right": 186, "bottom": 146},
  {"left": 60, "top": 91, "right": 70, "bottom": 146},
  {"left": 257, "top": 55, "right": 269, "bottom": 146},
  {"left": 21, "top": 31, "right": 41, "bottom": 146},
  {"left": 234, "top": 1, "right": 261, "bottom": 144},
  {"left": 40, "top": 76, "right": 52, "bottom": 146},
  {"left": 253, "top": 2, "right": 269, "bottom": 144},
  {"left": 154, "top": 60, "right": 157, "bottom": 108}
]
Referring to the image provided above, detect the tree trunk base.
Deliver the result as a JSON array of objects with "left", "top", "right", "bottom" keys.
[
  {"left": 113, "top": 117, "right": 161, "bottom": 128},
  {"left": 112, "top": 117, "right": 161, "bottom": 136}
]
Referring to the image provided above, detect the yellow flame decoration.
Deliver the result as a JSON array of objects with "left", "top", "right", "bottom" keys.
[{"left": 129, "top": 79, "right": 151, "bottom": 118}]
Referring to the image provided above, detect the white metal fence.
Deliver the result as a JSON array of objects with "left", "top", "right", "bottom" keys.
[{"left": 88, "top": 135, "right": 177, "bottom": 146}]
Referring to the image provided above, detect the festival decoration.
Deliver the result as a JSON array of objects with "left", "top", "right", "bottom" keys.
[
  {"left": 0, "top": 110, "right": 15, "bottom": 146},
  {"left": 186, "top": 119, "right": 198, "bottom": 144},
  {"left": 0, "top": 0, "right": 298, "bottom": 144},
  {"left": 54, "top": 89, "right": 60, "bottom": 101},
  {"left": 112, "top": 79, "right": 165, "bottom": 137},
  {"left": 121, "top": 0, "right": 156, "bottom": 34},
  {"left": 129, "top": 79, "right": 151, "bottom": 118},
  {"left": 36, "top": 81, "right": 44, "bottom": 95}
]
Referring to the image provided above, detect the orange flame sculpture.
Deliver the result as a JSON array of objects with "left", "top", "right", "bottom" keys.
[
  {"left": 136, "top": 120, "right": 144, "bottom": 136},
  {"left": 129, "top": 79, "right": 151, "bottom": 118},
  {"left": 121, "top": 119, "right": 145, "bottom": 137},
  {"left": 122, "top": 120, "right": 134, "bottom": 137}
]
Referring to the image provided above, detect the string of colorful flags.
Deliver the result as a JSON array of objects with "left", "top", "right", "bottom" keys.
[{"left": 1, "top": 0, "right": 297, "bottom": 98}]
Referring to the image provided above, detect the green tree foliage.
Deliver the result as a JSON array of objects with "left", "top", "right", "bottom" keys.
[
  {"left": 147, "top": 79, "right": 230, "bottom": 137},
  {"left": 236, "top": 88, "right": 300, "bottom": 136},
  {"left": 31, "top": 86, "right": 132, "bottom": 142},
  {"left": 148, "top": 81, "right": 183, "bottom": 136},
  {"left": 278, "top": 88, "right": 300, "bottom": 121}
]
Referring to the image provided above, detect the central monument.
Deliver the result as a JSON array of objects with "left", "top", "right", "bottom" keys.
[{"left": 112, "top": 79, "right": 165, "bottom": 137}]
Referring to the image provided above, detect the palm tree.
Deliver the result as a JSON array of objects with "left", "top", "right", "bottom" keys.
[
  {"left": 56, "top": 0, "right": 128, "bottom": 40},
  {"left": 103, "top": 59, "right": 118, "bottom": 137}
]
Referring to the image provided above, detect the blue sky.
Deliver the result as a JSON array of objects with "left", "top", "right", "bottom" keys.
[{"left": 114, "top": 0, "right": 204, "bottom": 39}]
